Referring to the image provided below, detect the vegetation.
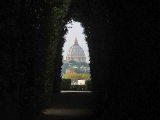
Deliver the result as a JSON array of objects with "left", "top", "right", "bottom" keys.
[
  {"left": 0, "top": 0, "right": 158, "bottom": 119},
  {"left": 70, "top": 85, "right": 86, "bottom": 91},
  {"left": 1, "top": 0, "right": 71, "bottom": 119},
  {"left": 61, "top": 60, "right": 90, "bottom": 75},
  {"left": 62, "top": 72, "right": 90, "bottom": 80},
  {"left": 60, "top": 79, "right": 71, "bottom": 90},
  {"left": 60, "top": 79, "right": 91, "bottom": 91},
  {"left": 85, "top": 80, "right": 92, "bottom": 91}
]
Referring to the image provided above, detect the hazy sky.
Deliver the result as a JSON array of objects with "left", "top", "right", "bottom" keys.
[{"left": 62, "top": 21, "right": 90, "bottom": 63}]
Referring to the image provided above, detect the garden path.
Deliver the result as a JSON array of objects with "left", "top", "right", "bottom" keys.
[{"left": 40, "top": 91, "right": 97, "bottom": 120}]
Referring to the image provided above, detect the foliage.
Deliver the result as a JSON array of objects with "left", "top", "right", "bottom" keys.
[
  {"left": 60, "top": 79, "right": 71, "bottom": 90},
  {"left": 60, "top": 79, "right": 91, "bottom": 91},
  {"left": 69, "top": 60, "right": 77, "bottom": 64},
  {"left": 61, "top": 62, "right": 69, "bottom": 74},
  {"left": 60, "top": 79, "right": 92, "bottom": 91},
  {"left": 62, "top": 72, "right": 90, "bottom": 80},
  {"left": 70, "top": 85, "right": 86, "bottom": 91},
  {"left": 85, "top": 80, "right": 92, "bottom": 91},
  {"left": 61, "top": 60, "right": 90, "bottom": 75},
  {"left": 1, "top": 0, "right": 158, "bottom": 119},
  {"left": 0, "top": 0, "right": 71, "bottom": 119}
]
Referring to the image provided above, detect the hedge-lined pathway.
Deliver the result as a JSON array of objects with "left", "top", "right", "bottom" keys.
[{"left": 40, "top": 91, "right": 97, "bottom": 120}]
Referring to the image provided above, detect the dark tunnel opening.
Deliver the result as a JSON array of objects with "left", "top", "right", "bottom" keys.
[{"left": 0, "top": 0, "right": 159, "bottom": 120}]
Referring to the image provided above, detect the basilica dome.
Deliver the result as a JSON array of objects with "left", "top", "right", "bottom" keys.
[{"left": 66, "top": 38, "right": 86, "bottom": 62}]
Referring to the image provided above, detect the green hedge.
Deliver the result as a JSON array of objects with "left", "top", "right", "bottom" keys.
[
  {"left": 85, "top": 80, "right": 92, "bottom": 91},
  {"left": 70, "top": 85, "right": 86, "bottom": 91},
  {"left": 60, "top": 79, "right": 71, "bottom": 90}
]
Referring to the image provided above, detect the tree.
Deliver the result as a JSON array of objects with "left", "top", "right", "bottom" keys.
[
  {"left": 61, "top": 60, "right": 90, "bottom": 75},
  {"left": 61, "top": 63, "right": 69, "bottom": 75},
  {"left": 69, "top": 60, "right": 77, "bottom": 64},
  {"left": 62, "top": 72, "right": 90, "bottom": 80}
]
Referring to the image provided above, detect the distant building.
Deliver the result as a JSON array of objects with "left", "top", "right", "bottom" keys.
[
  {"left": 66, "top": 37, "right": 86, "bottom": 62},
  {"left": 71, "top": 79, "right": 85, "bottom": 85},
  {"left": 65, "top": 67, "right": 74, "bottom": 74},
  {"left": 61, "top": 37, "right": 90, "bottom": 75}
]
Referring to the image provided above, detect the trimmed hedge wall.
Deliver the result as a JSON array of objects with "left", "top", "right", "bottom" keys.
[
  {"left": 85, "top": 80, "right": 92, "bottom": 91},
  {"left": 0, "top": 0, "right": 71, "bottom": 119},
  {"left": 60, "top": 79, "right": 71, "bottom": 90},
  {"left": 70, "top": 85, "right": 86, "bottom": 91}
]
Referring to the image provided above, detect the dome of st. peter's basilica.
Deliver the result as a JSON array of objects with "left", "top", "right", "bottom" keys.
[{"left": 66, "top": 38, "right": 86, "bottom": 62}]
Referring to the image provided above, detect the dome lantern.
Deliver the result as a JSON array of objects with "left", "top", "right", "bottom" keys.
[{"left": 74, "top": 37, "right": 78, "bottom": 45}]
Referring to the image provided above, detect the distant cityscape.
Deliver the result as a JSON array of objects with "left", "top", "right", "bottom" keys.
[{"left": 61, "top": 38, "right": 90, "bottom": 76}]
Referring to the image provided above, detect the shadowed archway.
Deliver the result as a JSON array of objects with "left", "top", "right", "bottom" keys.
[{"left": 0, "top": 0, "right": 159, "bottom": 120}]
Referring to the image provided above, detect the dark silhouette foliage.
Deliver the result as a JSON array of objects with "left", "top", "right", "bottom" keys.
[
  {"left": 60, "top": 79, "right": 71, "bottom": 90},
  {"left": 0, "top": 0, "right": 71, "bottom": 119},
  {"left": 0, "top": 0, "right": 159, "bottom": 119},
  {"left": 64, "top": 0, "right": 159, "bottom": 119}
]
